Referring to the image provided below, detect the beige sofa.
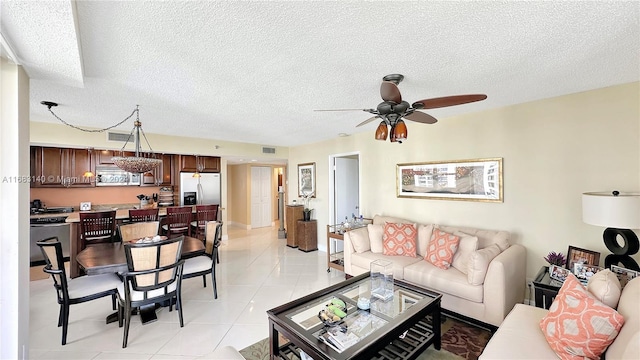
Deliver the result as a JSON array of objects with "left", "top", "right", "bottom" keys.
[
  {"left": 343, "top": 215, "right": 526, "bottom": 327},
  {"left": 480, "top": 276, "right": 640, "bottom": 359}
]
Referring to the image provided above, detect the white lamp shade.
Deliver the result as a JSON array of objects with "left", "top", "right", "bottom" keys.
[{"left": 582, "top": 192, "right": 640, "bottom": 229}]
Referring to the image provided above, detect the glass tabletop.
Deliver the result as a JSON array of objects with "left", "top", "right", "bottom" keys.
[{"left": 283, "top": 275, "right": 430, "bottom": 353}]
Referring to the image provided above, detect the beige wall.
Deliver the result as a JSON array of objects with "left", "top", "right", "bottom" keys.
[{"left": 286, "top": 82, "right": 640, "bottom": 284}]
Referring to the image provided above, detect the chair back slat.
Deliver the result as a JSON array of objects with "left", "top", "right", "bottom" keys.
[
  {"left": 165, "top": 206, "right": 192, "bottom": 235},
  {"left": 80, "top": 210, "right": 116, "bottom": 246},
  {"left": 129, "top": 208, "right": 159, "bottom": 222},
  {"left": 124, "top": 236, "right": 183, "bottom": 291},
  {"left": 119, "top": 221, "right": 159, "bottom": 243},
  {"left": 195, "top": 204, "right": 219, "bottom": 226}
]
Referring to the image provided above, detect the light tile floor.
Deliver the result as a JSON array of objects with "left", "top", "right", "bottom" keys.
[{"left": 29, "top": 225, "right": 346, "bottom": 359}]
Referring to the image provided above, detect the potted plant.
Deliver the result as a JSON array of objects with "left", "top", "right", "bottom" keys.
[
  {"left": 301, "top": 191, "right": 314, "bottom": 221},
  {"left": 544, "top": 251, "right": 566, "bottom": 268}
]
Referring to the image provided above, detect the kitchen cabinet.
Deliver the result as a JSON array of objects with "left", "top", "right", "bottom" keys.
[
  {"left": 96, "top": 149, "right": 136, "bottom": 165},
  {"left": 142, "top": 153, "right": 173, "bottom": 186},
  {"left": 31, "top": 146, "right": 94, "bottom": 187},
  {"left": 179, "top": 155, "right": 220, "bottom": 173}
]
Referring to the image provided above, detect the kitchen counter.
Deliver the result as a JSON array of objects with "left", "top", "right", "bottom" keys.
[{"left": 64, "top": 205, "right": 198, "bottom": 223}]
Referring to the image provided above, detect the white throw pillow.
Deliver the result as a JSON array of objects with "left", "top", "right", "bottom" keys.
[
  {"left": 451, "top": 232, "right": 479, "bottom": 275},
  {"left": 417, "top": 224, "right": 434, "bottom": 257},
  {"left": 349, "top": 226, "right": 370, "bottom": 253},
  {"left": 587, "top": 269, "right": 622, "bottom": 309},
  {"left": 367, "top": 224, "right": 384, "bottom": 253},
  {"left": 372, "top": 215, "right": 412, "bottom": 225},
  {"left": 467, "top": 244, "right": 502, "bottom": 285}
]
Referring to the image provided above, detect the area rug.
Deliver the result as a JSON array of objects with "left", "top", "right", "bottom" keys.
[{"left": 239, "top": 315, "right": 492, "bottom": 360}]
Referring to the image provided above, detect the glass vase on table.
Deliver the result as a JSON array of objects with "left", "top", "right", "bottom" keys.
[{"left": 371, "top": 259, "right": 394, "bottom": 301}]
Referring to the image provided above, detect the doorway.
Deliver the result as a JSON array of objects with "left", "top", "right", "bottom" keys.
[
  {"left": 251, "top": 166, "right": 272, "bottom": 228},
  {"left": 329, "top": 152, "right": 360, "bottom": 226}
]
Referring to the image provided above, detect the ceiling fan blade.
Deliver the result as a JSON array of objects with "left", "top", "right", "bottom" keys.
[
  {"left": 412, "top": 94, "right": 487, "bottom": 109},
  {"left": 380, "top": 81, "right": 402, "bottom": 103},
  {"left": 313, "top": 109, "right": 368, "bottom": 112},
  {"left": 404, "top": 111, "right": 438, "bottom": 124},
  {"left": 356, "top": 116, "right": 380, "bottom": 127}
]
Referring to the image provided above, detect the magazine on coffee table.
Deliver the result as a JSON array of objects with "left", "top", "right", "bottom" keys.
[{"left": 315, "top": 310, "right": 387, "bottom": 352}]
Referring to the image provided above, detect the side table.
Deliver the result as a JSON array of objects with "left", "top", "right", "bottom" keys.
[
  {"left": 532, "top": 266, "right": 562, "bottom": 309},
  {"left": 285, "top": 205, "right": 304, "bottom": 248},
  {"left": 296, "top": 220, "right": 317, "bottom": 252}
]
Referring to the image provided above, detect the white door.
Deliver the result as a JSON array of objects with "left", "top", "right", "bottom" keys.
[
  {"left": 334, "top": 156, "right": 360, "bottom": 224},
  {"left": 251, "top": 166, "right": 272, "bottom": 228}
]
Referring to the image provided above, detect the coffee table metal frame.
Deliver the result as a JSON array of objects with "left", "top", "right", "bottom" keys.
[{"left": 267, "top": 272, "right": 442, "bottom": 360}]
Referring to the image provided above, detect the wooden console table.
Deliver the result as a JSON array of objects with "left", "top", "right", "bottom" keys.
[{"left": 285, "top": 205, "right": 304, "bottom": 248}]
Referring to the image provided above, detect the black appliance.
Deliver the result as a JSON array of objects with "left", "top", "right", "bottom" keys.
[
  {"left": 183, "top": 191, "right": 197, "bottom": 205},
  {"left": 30, "top": 207, "right": 74, "bottom": 265}
]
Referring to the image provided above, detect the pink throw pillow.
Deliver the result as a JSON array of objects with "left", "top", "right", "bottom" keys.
[
  {"left": 540, "top": 274, "right": 625, "bottom": 360},
  {"left": 382, "top": 222, "right": 417, "bottom": 257},
  {"left": 425, "top": 228, "right": 460, "bottom": 269}
]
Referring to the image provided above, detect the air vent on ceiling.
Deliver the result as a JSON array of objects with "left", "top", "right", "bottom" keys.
[
  {"left": 262, "top": 146, "right": 276, "bottom": 154},
  {"left": 107, "top": 131, "right": 133, "bottom": 142}
]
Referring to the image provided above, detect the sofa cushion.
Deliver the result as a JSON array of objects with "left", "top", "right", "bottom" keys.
[
  {"left": 404, "top": 260, "right": 484, "bottom": 303},
  {"left": 426, "top": 228, "right": 460, "bottom": 269},
  {"left": 602, "top": 277, "right": 639, "bottom": 359},
  {"left": 350, "top": 251, "right": 421, "bottom": 280},
  {"left": 438, "top": 225, "right": 510, "bottom": 250},
  {"left": 467, "top": 244, "right": 501, "bottom": 285},
  {"left": 367, "top": 224, "right": 384, "bottom": 253},
  {"left": 383, "top": 222, "right": 417, "bottom": 257},
  {"left": 349, "top": 226, "right": 371, "bottom": 253},
  {"left": 479, "top": 304, "right": 559, "bottom": 360},
  {"left": 417, "top": 224, "right": 434, "bottom": 257},
  {"left": 373, "top": 214, "right": 412, "bottom": 225},
  {"left": 451, "top": 232, "right": 479, "bottom": 275},
  {"left": 586, "top": 269, "right": 621, "bottom": 309},
  {"left": 540, "top": 274, "right": 624, "bottom": 360}
]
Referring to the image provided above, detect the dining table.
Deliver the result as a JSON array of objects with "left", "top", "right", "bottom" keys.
[{"left": 76, "top": 236, "right": 205, "bottom": 324}]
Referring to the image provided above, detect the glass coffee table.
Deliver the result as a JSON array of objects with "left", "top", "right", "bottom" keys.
[{"left": 267, "top": 273, "right": 442, "bottom": 360}]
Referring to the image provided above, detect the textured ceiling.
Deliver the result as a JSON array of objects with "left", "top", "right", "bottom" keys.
[{"left": 2, "top": 1, "right": 639, "bottom": 148}]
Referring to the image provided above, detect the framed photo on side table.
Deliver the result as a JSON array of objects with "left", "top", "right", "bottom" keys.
[
  {"left": 549, "top": 264, "right": 572, "bottom": 283},
  {"left": 566, "top": 246, "right": 600, "bottom": 270},
  {"left": 298, "top": 162, "right": 316, "bottom": 197}
]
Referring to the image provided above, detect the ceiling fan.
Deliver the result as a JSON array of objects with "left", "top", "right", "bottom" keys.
[{"left": 315, "top": 74, "right": 487, "bottom": 143}]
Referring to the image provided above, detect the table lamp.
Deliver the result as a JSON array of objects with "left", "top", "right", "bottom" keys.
[{"left": 582, "top": 191, "right": 640, "bottom": 271}]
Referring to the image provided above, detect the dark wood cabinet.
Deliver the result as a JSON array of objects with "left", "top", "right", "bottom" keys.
[
  {"left": 179, "top": 155, "right": 220, "bottom": 173},
  {"left": 96, "top": 149, "right": 136, "bottom": 165},
  {"left": 142, "top": 153, "right": 173, "bottom": 186},
  {"left": 31, "top": 146, "right": 94, "bottom": 187}
]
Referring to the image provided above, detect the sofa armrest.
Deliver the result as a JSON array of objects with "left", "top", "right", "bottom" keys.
[
  {"left": 343, "top": 231, "right": 356, "bottom": 276},
  {"left": 483, "top": 244, "right": 527, "bottom": 326}
]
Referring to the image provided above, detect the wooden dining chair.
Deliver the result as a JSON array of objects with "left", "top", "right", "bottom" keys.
[
  {"left": 129, "top": 208, "right": 159, "bottom": 222},
  {"left": 162, "top": 206, "right": 192, "bottom": 237},
  {"left": 117, "top": 236, "right": 185, "bottom": 348},
  {"left": 119, "top": 221, "right": 159, "bottom": 243},
  {"left": 37, "top": 237, "right": 121, "bottom": 345},
  {"left": 79, "top": 210, "right": 117, "bottom": 248},
  {"left": 190, "top": 204, "right": 219, "bottom": 239},
  {"left": 183, "top": 221, "right": 223, "bottom": 298}
]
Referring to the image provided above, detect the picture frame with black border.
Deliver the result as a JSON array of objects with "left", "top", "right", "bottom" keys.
[{"left": 566, "top": 246, "right": 600, "bottom": 270}]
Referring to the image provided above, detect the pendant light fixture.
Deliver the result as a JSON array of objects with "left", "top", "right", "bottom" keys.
[
  {"left": 82, "top": 148, "right": 94, "bottom": 178},
  {"left": 41, "top": 101, "right": 161, "bottom": 173}
]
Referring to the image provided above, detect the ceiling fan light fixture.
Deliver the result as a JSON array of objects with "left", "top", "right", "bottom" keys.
[
  {"left": 374, "top": 121, "right": 388, "bottom": 141},
  {"left": 393, "top": 120, "right": 407, "bottom": 143}
]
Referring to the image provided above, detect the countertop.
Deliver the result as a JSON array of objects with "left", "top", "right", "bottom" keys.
[{"left": 64, "top": 205, "right": 199, "bottom": 223}]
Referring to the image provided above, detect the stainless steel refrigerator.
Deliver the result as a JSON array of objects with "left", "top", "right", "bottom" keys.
[{"left": 180, "top": 172, "right": 221, "bottom": 206}]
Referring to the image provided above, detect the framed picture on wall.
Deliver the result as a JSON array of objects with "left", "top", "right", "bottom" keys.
[
  {"left": 566, "top": 246, "right": 600, "bottom": 270},
  {"left": 396, "top": 158, "right": 503, "bottom": 202},
  {"left": 298, "top": 162, "right": 316, "bottom": 198}
]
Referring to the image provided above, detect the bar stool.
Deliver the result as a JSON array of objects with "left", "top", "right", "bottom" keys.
[
  {"left": 129, "top": 208, "right": 159, "bottom": 222},
  {"left": 162, "top": 206, "right": 192, "bottom": 237},
  {"left": 190, "top": 204, "right": 219, "bottom": 239},
  {"left": 79, "top": 210, "right": 117, "bottom": 249}
]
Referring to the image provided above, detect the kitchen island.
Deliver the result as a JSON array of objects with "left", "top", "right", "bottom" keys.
[{"left": 65, "top": 206, "right": 199, "bottom": 278}]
